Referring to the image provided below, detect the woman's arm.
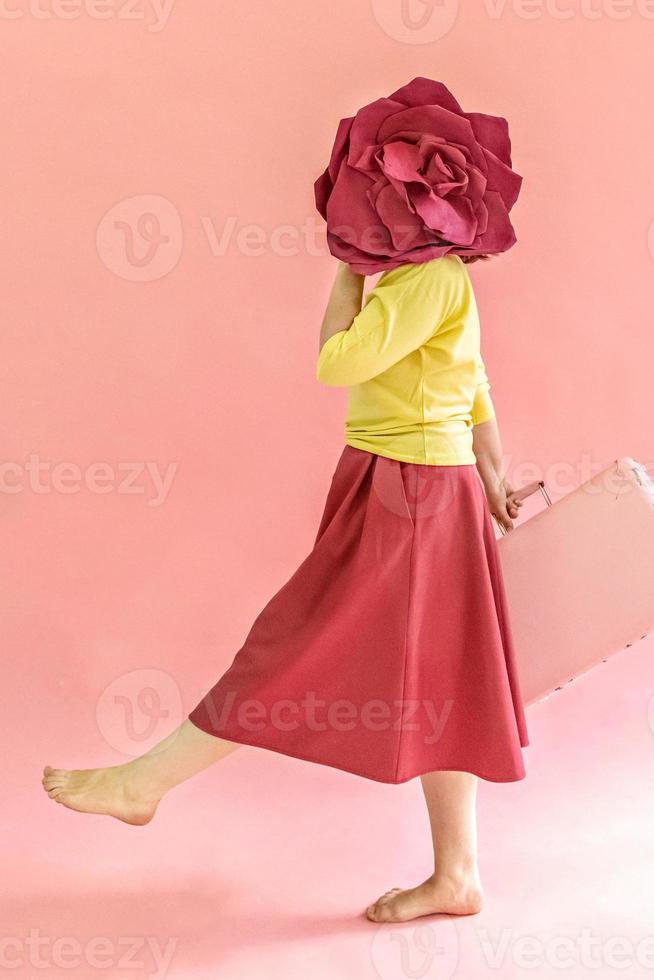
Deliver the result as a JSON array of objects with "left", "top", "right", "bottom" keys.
[
  {"left": 318, "top": 262, "right": 366, "bottom": 352},
  {"left": 316, "top": 260, "right": 459, "bottom": 386},
  {"left": 472, "top": 416, "right": 523, "bottom": 532}
]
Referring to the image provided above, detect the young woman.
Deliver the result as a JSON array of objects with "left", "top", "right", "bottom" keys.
[{"left": 42, "top": 252, "right": 529, "bottom": 924}]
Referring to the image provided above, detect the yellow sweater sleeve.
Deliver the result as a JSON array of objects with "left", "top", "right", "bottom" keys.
[
  {"left": 316, "top": 260, "right": 459, "bottom": 387},
  {"left": 470, "top": 353, "right": 496, "bottom": 425}
]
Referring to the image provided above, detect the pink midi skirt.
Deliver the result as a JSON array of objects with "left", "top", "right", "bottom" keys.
[{"left": 189, "top": 444, "right": 529, "bottom": 783}]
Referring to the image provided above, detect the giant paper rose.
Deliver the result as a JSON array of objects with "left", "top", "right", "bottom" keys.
[{"left": 314, "top": 76, "right": 523, "bottom": 275}]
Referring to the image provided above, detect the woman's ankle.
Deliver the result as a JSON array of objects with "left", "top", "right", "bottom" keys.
[
  {"left": 428, "top": 860, "right": 481, "bottom": 889},
  {"left": 121, "top": 757, "right": 169, "bottom": 802}
]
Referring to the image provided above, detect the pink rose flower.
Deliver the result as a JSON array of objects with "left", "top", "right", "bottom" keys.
[{"left": 314, "top": 77, "right": 523, "bottom": 275}]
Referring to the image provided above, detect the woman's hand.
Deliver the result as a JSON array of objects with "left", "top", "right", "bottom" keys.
[
  {"left": 471, "top": 417, "right": 523, "bottom": 532},
  {"left": 335, "top": 259, "right": 365, "bottom": 278},
  {"left": 318, "top": 261, "right": 366, "bottom": 351},
  {"left": 482, "top": 472, "right": 524, "bottom": 533}
]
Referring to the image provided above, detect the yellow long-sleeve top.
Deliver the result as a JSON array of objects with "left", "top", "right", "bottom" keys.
[{"left": 315, "top": 254, "right": 496, "bottom": 466}]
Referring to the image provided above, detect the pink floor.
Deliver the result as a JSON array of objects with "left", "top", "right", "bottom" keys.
[{"left": 6, "top": 634, "right": 654, "bottom": 980}]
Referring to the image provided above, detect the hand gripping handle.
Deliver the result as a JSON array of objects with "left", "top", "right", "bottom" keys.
[{"left": 494, "top": 479, "right": 552, "bottom": 536}]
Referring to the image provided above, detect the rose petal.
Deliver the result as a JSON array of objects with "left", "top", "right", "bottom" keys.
[
  {"left": 481, "top": 147, "right": 523, "bottom": 209},
  {"left": 347, "top": 97, "right": 406, "bottom": 171},
  {"left": 372, "top": 182, "right": 433, "bottom": 251},
  {"left": 424, "top": 140, "right": 467, "bottom": 174},
  {"left": 325, "top": 228, "right": 375, "bottom": 269},
  {"left": 314, "top": 115, "right": 354, "bottom": 216},
  {"left": 313, "top": 168, "right": 332, "bottom": 221},
  {"left": 388, "top": 77, "right": 463, "bottom": 116},
  {"left": 352, "top": 143, "right": 383, "bottom": 173},
  {"left": 347, "top": 240, "right": 452, "bottom": 276},
  {"left": 471, "top": 189, "right": 516, "bottom": 252},
  {"left": 327, "top": 162, "right": 392, "bottom": 255},
  {"left": 379, "top": 141, "right": 424, "bottom": 182},
  {"left": 410, "top": 189, "right": 477, "bottom": 246},
  {"left": 381, "top": 173, "right": 418, "bottom": 214},
  {"left": 463, "top": 163, "right": 487, "bottom": 200},
  {"left": 424, "top": 154, "right": 465, "bottom": 196},
  {"left": 464, "top": 112, "right": 513, "bottom": 167},
  {"left": 379, "top": 104, "right": 471, "bottom": 145}
]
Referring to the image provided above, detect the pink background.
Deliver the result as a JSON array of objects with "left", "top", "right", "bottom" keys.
[{"left": 2, "top": 2, "right": 654, "bottom": 977}]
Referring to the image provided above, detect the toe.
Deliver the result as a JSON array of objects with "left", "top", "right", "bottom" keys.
[
  {"left": 366, "top": 887, "right": 402, "bottom": 922},
  {"left": 43, "top": 778, "right": 64, "bottom": 791},
  {"left": 373, "top": 902, "right": 394, "bottom": 923}
]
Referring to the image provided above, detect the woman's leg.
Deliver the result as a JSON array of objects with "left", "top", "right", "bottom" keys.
[
  {"left": 42, "top": 720, "right": 240, "bottom": 826},
  {"left": 366, "top": 770, "right": 484, "bottom": 922}
]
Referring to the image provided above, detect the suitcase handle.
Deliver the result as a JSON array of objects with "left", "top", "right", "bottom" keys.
[{"left": 494, "top": 479, "right": 552, "bottom": 536}]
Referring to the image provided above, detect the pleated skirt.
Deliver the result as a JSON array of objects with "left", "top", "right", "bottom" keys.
[{"left": 189, "top": 444, "right": 529, "bottom": 783}]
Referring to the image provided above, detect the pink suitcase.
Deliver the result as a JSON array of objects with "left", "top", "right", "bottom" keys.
[{"left": 494, "top": 457, "right": 654, "bottom": 706}]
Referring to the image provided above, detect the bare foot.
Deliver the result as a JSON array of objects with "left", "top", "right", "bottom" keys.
[
  {"left": 41, "top": 764, "right": 160, "bottom": 826},
  {"left": 365, "top": 873, "right": 484, "bottom": 923}
]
